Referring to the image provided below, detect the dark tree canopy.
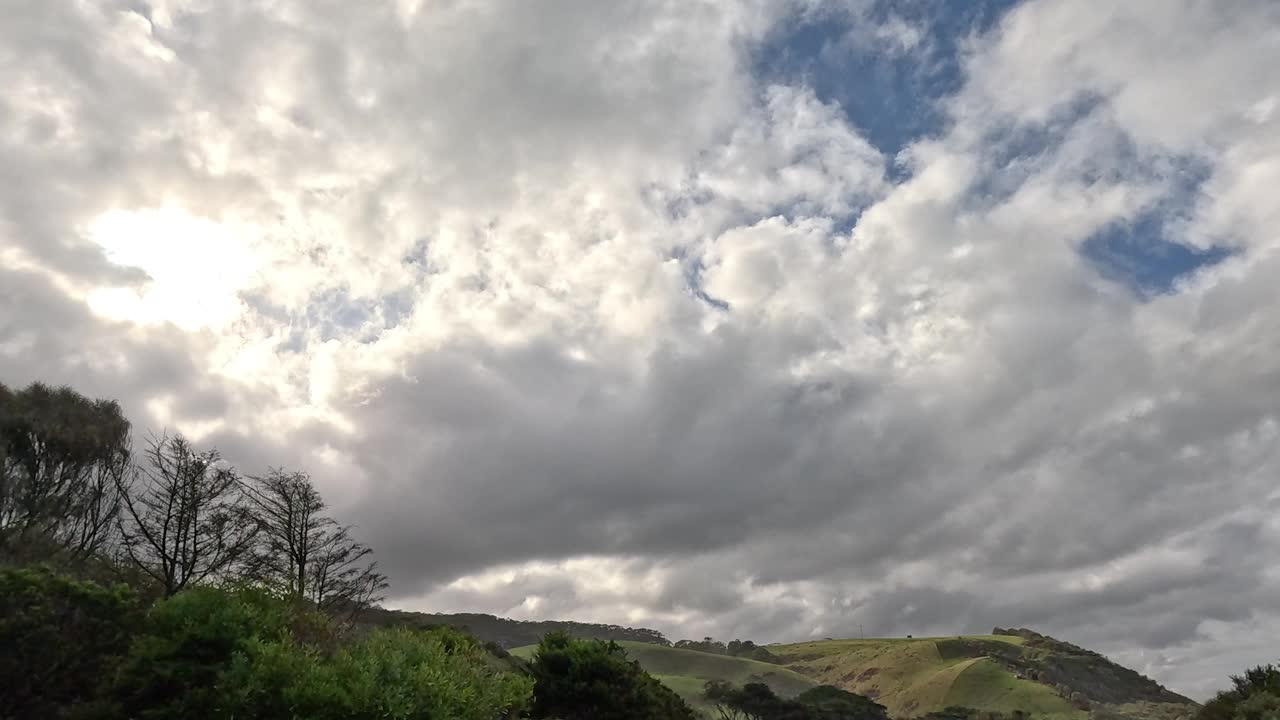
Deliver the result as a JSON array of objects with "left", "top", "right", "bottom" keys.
[
  {"left": 530, "top": 631, "right": 698, "bottom": 720},
  {"left": 706, "top": 680, "right": 889, "bottom": 720},
  {"left": 0, "top": 381, "right": 132, "bottom": 563},
  {"left": 795, "top": 685, "right": 890, "bottom": 720},
  {"left": 675, "top": 636, "right": 781, "bottom": 664},
  {"left": 241, "top": 468, "right": 387, "bottom": 618}
]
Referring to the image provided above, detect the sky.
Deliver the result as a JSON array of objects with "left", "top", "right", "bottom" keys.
[{"left": 2, "top": 0, "right": 1278, "bottom": 701}]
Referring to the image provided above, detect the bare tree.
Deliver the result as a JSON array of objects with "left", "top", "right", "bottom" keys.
[
  {"left": 0, "top": 382, "right": 131, "bottom": 563},
  {"left": 242, "top": 469, "right": 387, "bottom": 619},
  {"left": 116, "top": 434, "right": 256, "bottom": 595}
]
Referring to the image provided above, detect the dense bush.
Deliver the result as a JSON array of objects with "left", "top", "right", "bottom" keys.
[
  {"left": 1198, "top": 664, "right": 1280, "bottom": 720},
  {"left": 796, "top": 685, "right": 891, "bottom": 720},
  {"left": 0, "top": 574, "right": 534, "bottom": 720},
  {"left": 530, "top": 631, "right": 698, "bottom": 720},
  {"left": 107, "top": 587, "right": 533, "bottom": 720},
  {"left": 706, "top": 680, "right": 890, "bottom": 720},
  {"left": 108, "top": 585, "right": 297, "bottom": 719},
  {"left": 221, "top": 626, "right": 532, "bottom": 720},
  {"left": 0, "top": 566, "right": 142, "bottom": 720}
]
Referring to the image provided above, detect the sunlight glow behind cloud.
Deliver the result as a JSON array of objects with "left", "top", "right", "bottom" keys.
[{"left": 86, "top": 207, "right": 262, "bottom": 330}]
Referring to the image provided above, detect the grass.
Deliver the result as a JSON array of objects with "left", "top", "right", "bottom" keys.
[
  {"left": 771, "top": 636, "right": 1083, "bottom": 720},
  {"left": 771, "top": 634, "right": 1024, "bottom": 659},
  {"left": 947, "top": 658, "right": 1080, "bottom": 717}
]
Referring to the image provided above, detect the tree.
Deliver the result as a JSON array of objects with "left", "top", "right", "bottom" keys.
[
  {"left": 676, "top": 636, "right": 730, "bottom": 654},
  {"left": 706, "top": 679, "right": 748, "bottom": 720},
  {"left": 727, "top": 638, "right": 782, "bottom": 663},
  {"left": 794, "top": 686, "right": 890, "bottom": 720},
  {"left": 1198, "top": 664, "right": 1280, "bottom": 720},
  {"left": 530, "top": 631, "right": 698, "bottom": 720},
  {"left": 0, "top": 382, "right": 132, "bottom": 563},
  {"left": 241, "top": 469, "right": 387, "bottom": 618},
  {"left": 117, "top": 434, "right": 257, "bottom": 596},
  {"left": 706, "top": 682, "right": 887, "bottom": 720}
]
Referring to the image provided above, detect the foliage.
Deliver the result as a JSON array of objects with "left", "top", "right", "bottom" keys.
[
  {"left": 107, "top": 586, "right": 530, "bottom": 720},
  {"left": 0, "top": 566, "right": 142, "bottom": 720},
  {"left": 117, "top": 434, "right": 257, "bottom": 596},
  {"left": 530, "top": 631, "right": 698, "bottom": 720},
  {"left": 728, "top": 639, "right": 784, "bottom": 664},
  {"left": 796, "top": 685, "right": 891, "bottom": 720},
  {"left": 919, "top": 707, "right": 1035, "bottom": 720},
  {"left": 705, "top": 681, "right": 795, "bottom": 720},
  {"left": 109, "top": 585, "right": 295, "bottom": 719},
  {"left": 0, "top": 382, "right": 131, "bottom": 564},
  {"left": 222, "top": 626, "right": 532, "bottom": 720},
  {"left": 676, "top": 637, "right": 783, "bottom": 664},
  {"left": 706, "top": 681, "right": 894, "bottom": 720},
  {"left": 241, "top": 468, "right": 387, "bottom": 619},
  {"left": 1197, "top": 664, "right": 1280, "bottom": 720},
  {"left": 679, "top": 637, "right": 731, "bottom": 655}
]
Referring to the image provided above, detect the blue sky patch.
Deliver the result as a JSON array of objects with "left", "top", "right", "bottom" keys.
[
  {"left": 1082, "top": 214, "right": 1234, "bottom": 297},
  {"left": 753, "top": 0, "right": 1020, "bottom": 159}
]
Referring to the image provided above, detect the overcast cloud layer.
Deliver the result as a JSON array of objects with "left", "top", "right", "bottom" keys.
[{"left": 3, "top": 0, "right": 1279, "bottom": 700}]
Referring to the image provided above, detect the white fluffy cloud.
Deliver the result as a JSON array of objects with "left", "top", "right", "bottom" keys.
[{"left": 3, "top": 0, "right": 1279, "bottom": 700}]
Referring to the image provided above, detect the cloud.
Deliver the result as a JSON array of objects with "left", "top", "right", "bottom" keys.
[{"left": 3, "top": 0, "right": 1280, "bottom": 701}]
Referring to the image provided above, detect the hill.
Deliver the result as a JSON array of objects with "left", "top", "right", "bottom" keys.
[
  {"left": 511, "top": 641, "right": 818, "bottom": 714},
  {"left": 368, "top": 608, "right": 1196, "bottom": 720},
  {"left": 770, "top": 628, "right": 1196, "bottom": 720}
]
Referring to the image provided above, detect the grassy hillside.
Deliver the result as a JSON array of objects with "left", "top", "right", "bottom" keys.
[
  {"left": 512, "top": 641, "right": 817, "bottom": 714},
  {"left": 403, "top": 615, "right": 1196, "bottom": 720},
  {"left": 771, "top": 636, "right": 1077, "bottom": 719},
  {"left": 770, "top": 630, "right": 1196, "bottom": 720}
]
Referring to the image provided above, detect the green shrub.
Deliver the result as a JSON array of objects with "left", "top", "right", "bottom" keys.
[
  {"left": 530, "top": 631, "right": 697, "bottom": 720},
  {"left": 109, "top": 585, "right": 295, "bottom": 720},
  {"left": 221, "top": 626, "right": 532, "bottom": 720},
  {"left": 4, "top": 574, "right": 533, "bottom": 720},
  {"left": 797, "top": 685, "right": 891, "bottom": 720},
  {"left": 0, "top": 566, "right": 142, "bottom": 720},
  {"left": 1198, "top": 664, "right": 1280, "bottom": 720}
]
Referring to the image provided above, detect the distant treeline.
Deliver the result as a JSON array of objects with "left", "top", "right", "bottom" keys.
[
  {"left": 361, "top": 606, "right": 672, "bottom": 648},
  {"left": 675, "top": 636, "right": 783, "bottom": 664},
  {"left": 362, "top": 608, "right": 787, "bottom": 668}
]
